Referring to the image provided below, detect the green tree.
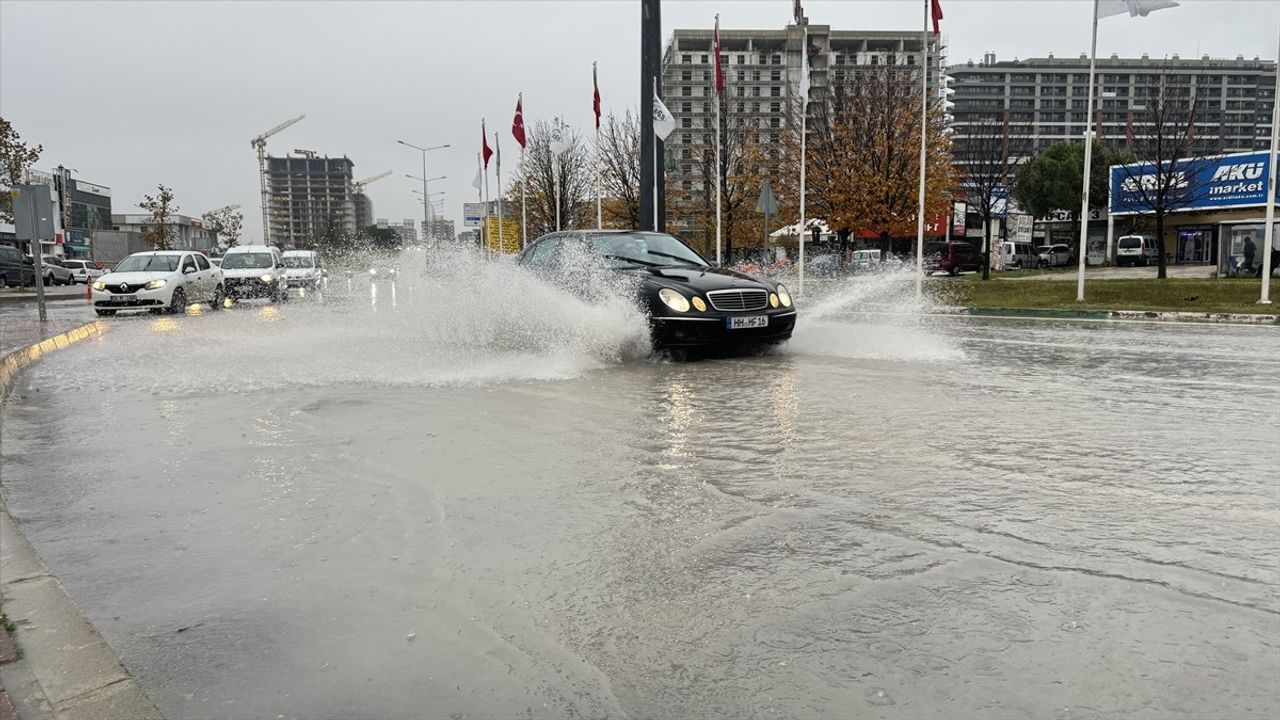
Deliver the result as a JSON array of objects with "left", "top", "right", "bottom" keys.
[
  {"left": 138, "top": 185, "right": 178, "bottom": 249},
  {"left": 201, "top": 206, "right": 244, "bottom": 247},
  {"left": 1013, "top": 140, "right": 1132, "bottom": 258},
  {"left": 0, "top": 117, "right": 43, "bottom": 224}
]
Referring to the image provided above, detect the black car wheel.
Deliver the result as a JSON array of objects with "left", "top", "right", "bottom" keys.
[
  {"left": 210, "top": 285, "right": 225, "bottom": 310},
  {"left": 168, "top": 288, "right": 187, "bottom": 314}
]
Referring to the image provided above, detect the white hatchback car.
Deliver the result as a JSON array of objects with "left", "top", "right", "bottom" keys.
[
  {"left": 91, "top": 251, "right": 224, "bottom": 316},
  {"left": 60, "top": 259, "right": 106, "bottom": 284}
]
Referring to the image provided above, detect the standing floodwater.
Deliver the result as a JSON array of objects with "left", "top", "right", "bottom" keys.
[{"left": 3, "top": 261, "right": 1278, "bottom": 719}]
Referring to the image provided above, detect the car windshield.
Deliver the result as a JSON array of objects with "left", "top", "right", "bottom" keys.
[
  {"left": 1119, "top": 238, "right": 1142, "bottom": 248},
  {"left": 1036, "top": 246, "right": 1051, "bottom": 253},
  {"left": 586, "top": 233, "right": 708, "bottom": 268},
  {"left": 222, "top": 253, "right": 274, "bottom": 269},
  {"left": 114, "top": 254, "right": 180, "bottom": 272},
  {"left": 283, "top": 257, "right": 314, "bottom": 268}
]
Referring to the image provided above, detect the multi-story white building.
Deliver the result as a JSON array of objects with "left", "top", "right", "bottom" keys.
[
  {"left": 662, "top": 23, "right": 945, "bottom": 194},
  {"left": 948, "top": 52, "right": 1277, "bottom": 175},
  {"left": 266, "top": 155, "right": 355, "bottom": 249},
  {"left": 111, "top": 214, "right": 219, "bottom": 252}
]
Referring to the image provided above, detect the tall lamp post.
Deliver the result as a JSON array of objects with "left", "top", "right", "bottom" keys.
[
  {"left": 407, "top": 174, "right": 446, "bottom": 243},
  {"left": 397, "top": 141, "right": 450, "bottom": 243}
]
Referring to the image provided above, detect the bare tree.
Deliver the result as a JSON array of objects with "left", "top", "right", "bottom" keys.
[
  {"left": 506, "top": 121, "right": 593, "bottom": 239},
  {"left": 954, "top": 112, "right": 1030, "bottom": 278},
  {"left": 690, "top": 89, "right": 773, "bottom": 261},
  {"left": 598, "top": 110, "right": 641, "bottom": 228},
  {"left": 0, "top": 117, "right": 42, "bottom": 224},
  {"left": 1111, "top": 63, "right": 1220, "bottom": 279},
  {"left": 138, "top": 185, "right": 178, "bottom": 250}
]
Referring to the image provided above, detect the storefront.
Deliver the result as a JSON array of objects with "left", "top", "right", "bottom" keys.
[{"left": 1110, "top": 150, "right": 1279, "bottom": 272}]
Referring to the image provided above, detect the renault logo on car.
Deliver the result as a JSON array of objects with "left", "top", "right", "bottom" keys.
[{"left": 119, "top": 283, "right": 128, "bottom": 292}]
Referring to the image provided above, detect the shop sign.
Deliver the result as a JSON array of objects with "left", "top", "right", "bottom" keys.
[{"left": 1110, "top": 150, "right": 1280, "bottom": 216}]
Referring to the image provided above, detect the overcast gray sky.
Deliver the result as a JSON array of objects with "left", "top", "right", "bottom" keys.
[{"left": 2, "top": 0, "right": 1277, "bottom": 240}]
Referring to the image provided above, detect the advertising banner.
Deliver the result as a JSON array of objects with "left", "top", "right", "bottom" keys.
[{"left": 1110, "top": 151, "right": 1280, "bottom": 216}]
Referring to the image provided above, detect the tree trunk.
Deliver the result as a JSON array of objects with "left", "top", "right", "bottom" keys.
[
  {"left": 981, "top": 215, "right": 992, "bottom": 280},
  {"left": 1155, "top": 211, "right": 1167, "bottom": 279}
]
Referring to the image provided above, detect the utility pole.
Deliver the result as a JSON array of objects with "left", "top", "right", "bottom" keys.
[{"left": 639, "top": 0, "right": 662, "bottom": 231}]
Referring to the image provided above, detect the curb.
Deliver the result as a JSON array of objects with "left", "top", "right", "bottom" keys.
[
  {"left": 0, "top": 323, "right": 164, "bottom": 720},
  {"left": 0, "top": 295, "right": 86, "bottom": 306},
  {"left": 962, "top": 306, "right": 1280, "bottom": 325}
]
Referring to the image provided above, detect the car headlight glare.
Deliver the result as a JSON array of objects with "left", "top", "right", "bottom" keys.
[
  {"left": 777, "top": 284, "right": 793, "bottom": 308},
  {"left": 92, "top": 281, "right": 106, "bottom": 291},
  {"left": 691, "top": 296, "right": 707, "bottom": 312},
  {"left": 144, "top": 279, "right": 167, "bottom": 290},
  {"left": 769, "top": 293, "right": 779, "bottom": 308},
  {"left": 261, "top": 274, "right": 275, "bottom": 282},
  {"left": 658, "top": 288, "right": 690, "bottom": 313},
  {"left": 369, "top": 268, "right": 378, "bottom": 275}
]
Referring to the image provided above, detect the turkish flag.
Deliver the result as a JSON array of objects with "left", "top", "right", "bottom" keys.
[
  {"left": 593, "top": 65, "right": 602, "bottom": 130},
  {"left": 482, "top": 120, "right": 493, "bottom": 168},
  {"left": 931, "top": 0, "right": 944, "bottom": 34},
  {"left": 512, "top": 96, "right": 526, "bottom": 149}
]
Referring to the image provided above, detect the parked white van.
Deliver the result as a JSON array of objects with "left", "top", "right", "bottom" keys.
[
  {"left": 1115, "top": 235, "right": 1159, "bottom": 267},
  {"left": 1000, "top": 241, "right": 1038, "bottom": 270}
]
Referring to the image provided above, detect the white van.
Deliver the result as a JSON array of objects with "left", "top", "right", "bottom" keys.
[
  {"left": 1000, "top": 241, "right": 1038, "bottom": 270},
  {"left": 851, "top": 249, "right": 881, "bottom": 271},
  {"left": 221, "top": 244, "right": 289, "bottom": 302},
  {"left": 1116, "top": 235, "right": 1159, "bottom": 267}
]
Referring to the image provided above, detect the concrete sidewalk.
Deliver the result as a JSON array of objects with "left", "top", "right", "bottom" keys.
[
  {"left": 0, "top": 288, "right": 86, "bottom": 305},
  {"left": 0, "top": 321, "right": 162, "bottom": 720}
]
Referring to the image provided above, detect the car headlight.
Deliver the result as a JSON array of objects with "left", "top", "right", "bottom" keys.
[
  {"left": 369, "top": 268, "right": 378, "bottom": 275},
  {"left": 92, "top": 281, "right": 106, "bottom": 291},
  {"left": 776, "top": 284, "right": 793, "bottom": 308},
  {"left": 145, "top": 279, "right": 167, "bottom": 290},
  {"left": 691, "top": 296, "right": 707, "bottom": 312},
  {"left": 657, "top": 288, "right": 690, "bottom": 313},
  {"left": 261, "top": 274, "right": 276, "bottom": 283}
]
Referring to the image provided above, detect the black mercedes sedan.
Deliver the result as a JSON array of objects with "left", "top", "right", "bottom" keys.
[{"left": 518, "top": 230, "right": 796, "bottom": 350}]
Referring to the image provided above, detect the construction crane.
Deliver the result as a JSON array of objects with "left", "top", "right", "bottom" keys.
[
  {"left": 250, "top": 115, "right": 305, "bottom": 246},
  {"left": 353, "top": 167, "right": 391, "bottom": 190}
]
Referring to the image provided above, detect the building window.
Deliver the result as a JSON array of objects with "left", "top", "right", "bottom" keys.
[
  {"left": 752, "top": 86, "right": 760, "bottom": 97},
  {"left": 737, "top": 54, "right": 745, "bottom": 64},
  {"left": 681, "top": 70, "right": 691, "bottom": 81},
  {"left": 771, "top": 69, "right": 781, "bottom": 81},
  {"left": 700, "top": 54, "right": 708, "bottom": 64},
  {"left": 682, "top": 54, "right": 691, "bottom": 64},
  {"left": 682, "top": 86, "right": 691, "bottom": 96},
  {"left": 770, "top": 86, "right": 780, "bottom": 97}
]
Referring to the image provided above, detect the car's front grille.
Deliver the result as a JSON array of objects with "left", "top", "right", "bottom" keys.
[
  {"left": 104, "top": 283, "right": 141, "bottom": 294},
  {"left": 706, "top": 288, "right": 769, "bottom": 312}
]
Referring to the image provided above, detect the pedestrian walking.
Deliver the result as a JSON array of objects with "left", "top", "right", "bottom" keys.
[{"left": 1242, "top": 235, "right": 1256, "bottom": 273}]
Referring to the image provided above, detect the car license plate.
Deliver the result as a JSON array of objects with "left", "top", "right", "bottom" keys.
[{"left": 727, "top": 316, "right": 768, "bottom": 330}]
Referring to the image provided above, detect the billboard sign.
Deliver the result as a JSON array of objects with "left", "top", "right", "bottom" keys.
[
  {"left": 952, "top": 201, "right": 967, "bottom": 237},
  {"left": 463, "top": 202, "right": 485, "bottom": 228},
  {"left": 484, "top": 216, "right": 520, "bottom": 254},
  {"left": 1110, "top": 150, "right": 1279, "bottom": 216}
]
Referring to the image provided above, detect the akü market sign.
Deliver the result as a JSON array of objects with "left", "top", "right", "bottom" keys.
[{"left": 1109, "top": 150, "right": 1279, "bottom": 216}]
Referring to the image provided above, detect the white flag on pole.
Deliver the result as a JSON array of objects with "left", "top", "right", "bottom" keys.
[
  {"left": 472, "top": 158, "right": 483, "bottom": 191},
  {"left": 653, "top": 91, "right": 676, "bottom": 141},
  {"left": 549, "top": 119, "right": 571, "bottom": 156},
  {"left": 1098, "top": 0, "right": 1178, "bottom": 18}
]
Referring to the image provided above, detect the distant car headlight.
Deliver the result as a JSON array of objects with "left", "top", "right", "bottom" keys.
[
  {"left": 144, "top": 279, "right": 167, "bottom": 290},
  {"left": 369, "top": 268, "right": 378, "bottom": 275},
  {"left": 691, "top": 296, "right": 707, "bottom": 312},
  {"left": 776, "top": 284, "right": 793, "bottom": 308},
  {"left": 658, "top": 288, "right": 690, "bottom": 313},
  {"left": 92, "top": 281, "right": 106, "bottom": 291},
  {"left": 261, "top": 274, "right": 276, "bottom": 283}
]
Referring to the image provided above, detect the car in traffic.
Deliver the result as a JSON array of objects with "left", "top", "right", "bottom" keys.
[
  {"left": 91, "top": 250, "right": 225, "bottom": 316},
  {"left": 221, "top": 245, "right": 290, "bottom": 302},
  {"left": 924, "top": 241, "right": 983, "bottom": 276},
  {"left": 1037, "top": 243, "right": 1074, "bottom": 268},
  {"left": 519, "top": 230, "right": 796, "bottom": 351},
  {"left": 37, "top": 255, "right": 75, "bottom": 285},
  {"left": 60, "top": 259, "right": 107, "bottom": 284},
  {"left": 210, "top": 257, "right": 223, "bottom": 267},
  {"left": 368, "top": 263, "right": 398, "bottom": 283},
  {"left": 1000, "top": 241, "right": 1039, "bottom": 270},
  {"left": 282, "top": 250, "right": 325, "bottom": 293}
]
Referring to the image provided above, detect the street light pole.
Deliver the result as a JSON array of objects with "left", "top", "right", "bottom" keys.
[{"left": 398, "top": 141, "right": 450, "bottom": 246}]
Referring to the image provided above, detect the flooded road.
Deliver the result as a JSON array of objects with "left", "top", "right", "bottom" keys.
[{"left": 3, "top": 258, "right": 1278, "bottom": 719}]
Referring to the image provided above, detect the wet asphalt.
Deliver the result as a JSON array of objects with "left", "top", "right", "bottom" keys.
[{"left": 2, "top": 261, "right": 1278, "bottom": 719}]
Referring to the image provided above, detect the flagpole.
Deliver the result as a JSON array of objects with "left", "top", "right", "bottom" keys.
[
  {"left": 520, "top": 93, "right": 528, "bottom": 250},
  {"left": 653, "top": 78, "right": 660, "bottom": 231},
  {"left": 1257, "top": 17, "right": 1279, "bottom": 304},
  {"left": 496, "top": 132, "right": 505, "bottom": 257},
  {"left": 799, "top": 28, "right": 808, "bottom": 297},
  {"left": 483, "top": 120, "right": 491, "bottom": 260},
  {"left": 914, "top": 0, "right": 929, "bottom": 298},
  {"left": 595, "top": 62, "right": 604, "bottom": 230},
  {"left": 715, "top": 14, "right": 723, "bottom": 265},
  {"left": 555, "top": 119, "right": 563, "bottom": 232},
  {"left": 1076, "top": 0, "right": 1100, "bottom": 302}
]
